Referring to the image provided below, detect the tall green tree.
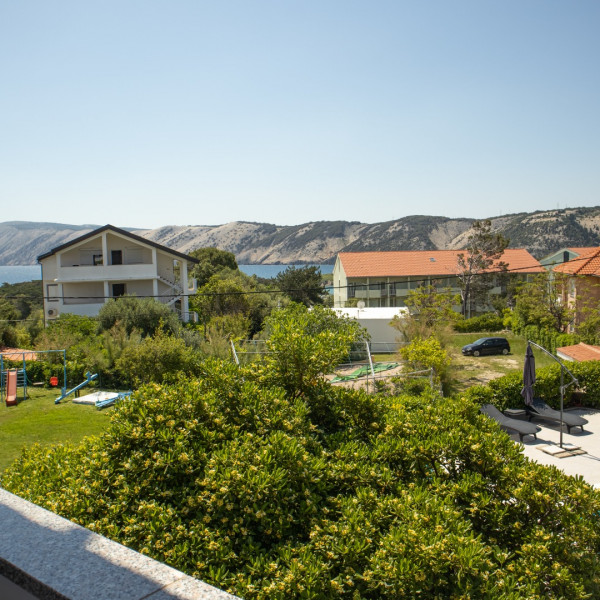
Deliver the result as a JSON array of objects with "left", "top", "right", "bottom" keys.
[
  {"left": 275, "top": 265, "right": 325, "bottom": 306},
  {"left": 189, "top": 247, "right": 238, "bottom": 288},
  {"left": 457, "top": 220, "right": 509, "bottom": 317}
]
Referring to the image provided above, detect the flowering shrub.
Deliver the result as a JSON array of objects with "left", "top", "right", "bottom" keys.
[{"left": 3, "top": 306, "right": 600, "bottom": 599}]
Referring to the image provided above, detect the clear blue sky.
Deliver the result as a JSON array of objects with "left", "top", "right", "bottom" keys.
[{"left": 1, "top": 1, "right": 599, "bottom": 229}]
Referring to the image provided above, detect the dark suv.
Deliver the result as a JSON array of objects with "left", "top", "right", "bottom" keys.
[{"left": 461, "top": 337, "right": 510, "bottom": 357}]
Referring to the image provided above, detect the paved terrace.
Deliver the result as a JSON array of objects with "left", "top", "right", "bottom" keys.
[{"left": 514, "top": 407, "right": 600, "bottom": 487}]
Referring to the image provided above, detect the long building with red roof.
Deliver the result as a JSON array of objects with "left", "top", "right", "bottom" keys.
[{"left": 332, "top": 249, "right": 544, "bottom": 309}]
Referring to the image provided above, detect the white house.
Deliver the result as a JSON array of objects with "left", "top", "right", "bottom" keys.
[
  {"left": 334, "top": 306, "right": 408, "bottom": 351},
  {"left": 38, "top": 225, "right": 198, "bottom": 323}
]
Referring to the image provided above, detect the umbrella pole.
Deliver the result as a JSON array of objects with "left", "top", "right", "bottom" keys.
[
  {"left": 528, "top": 340, "right": 579, "bottom": 450},
  {"left": 560, "top": 367, "right": 564, "bottom": 449}
]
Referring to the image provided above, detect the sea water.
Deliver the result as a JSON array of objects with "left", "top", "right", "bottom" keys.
[{"left": 0, "top": 264, "right": 333, "bottom": 285}]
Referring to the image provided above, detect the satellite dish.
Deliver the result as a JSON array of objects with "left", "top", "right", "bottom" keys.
[{"left": 357, "top": 301, "right": 365, "bottom": 309}]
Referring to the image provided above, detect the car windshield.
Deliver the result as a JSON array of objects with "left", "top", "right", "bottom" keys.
[{"left": 472, "top": 338, "right": 489, "bottom": 345}]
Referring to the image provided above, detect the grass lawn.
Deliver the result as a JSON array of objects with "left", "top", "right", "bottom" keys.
[
  {"left": 0, "top": 387, "right": 113, "bottom": 472},
  {"left": 447, "top": 332, "right": 557, "bottom": 395}
]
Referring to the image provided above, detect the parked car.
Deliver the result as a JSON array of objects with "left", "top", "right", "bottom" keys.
[{"left": 461, "top": 337, "right": 510, "bottom": 357}]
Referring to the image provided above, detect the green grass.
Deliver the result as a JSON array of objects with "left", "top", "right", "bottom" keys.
[
  {"left": 0, "top": 387, "right": 113, "bottom": 472},
  {"left": 447, "top": 332, "right": 557, "bottom": 395}
]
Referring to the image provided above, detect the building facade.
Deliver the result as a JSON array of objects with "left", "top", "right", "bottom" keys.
[
  {"left": 332, "top": 249, "right": 544, "bottom": 310},
  {"left": 38, "top": 225, "right": 198, "bottom": 323},
  {"left": 553, "top": 247, "right": 600, "bottom": 331}
]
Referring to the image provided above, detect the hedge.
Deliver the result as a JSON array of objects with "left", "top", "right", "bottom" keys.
[
  {"left": 3, "top": 361, "right": 600, "bottom": 599},
  {"left": 453, "top": 313, "right": 504, "bottom": 333},
  {"left": 464, "top": 359, "right": 600, "bottom": 411}
]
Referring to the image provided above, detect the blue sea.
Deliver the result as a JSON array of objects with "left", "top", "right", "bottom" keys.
[{"left": 0, "top": 264, "right": 333, "bottom": 285}]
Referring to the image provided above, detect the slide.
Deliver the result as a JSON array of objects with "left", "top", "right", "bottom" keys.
[{"left": 5, "top": 369, "right": 17, "bottom": 406}]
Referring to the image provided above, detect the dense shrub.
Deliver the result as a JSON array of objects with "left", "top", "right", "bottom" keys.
[
  {"left": 453, "top": 312, "right": 504, "bottom": 333},
  {"left": 4, "top": 306, "right": 600, "bottom": 598},
  {"left": 513, "top": 324, "right": 580, "bottom": 354},
  {"left": 4, "top": 361, "right": 600, "bottom": 598},
  {"left": 464, "top": 360, "right": 600, "bottom": 411},
  {"left": 97, "top": 296, "right": 180, "bottom": 337}
]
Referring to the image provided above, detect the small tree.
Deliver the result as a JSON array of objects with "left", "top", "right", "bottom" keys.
[
  {"left": 512, "top": 271, "right": 575, "bottom": 334},
  {"left": 399, "top": 336, "right": 451, "bottom": 392},
  {"left": 97, "top": 296, "right": 180, "bottom": 337},
  {"left": 262, "top": 303, "right": 367, "bottom": 398},
  {"left": 275, "top": 265, "right": 326, "bottom": 306},
  {"left": 457, "top": 220, "right": 509, "bottom": 318},
  {"left": 391, "top": 284, "right": 460, "bottom": 344}
]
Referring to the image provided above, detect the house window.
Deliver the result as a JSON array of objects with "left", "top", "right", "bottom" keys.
[
  {"left": 47, "top": 284, "right": 59, "bottom": 302},
  {"left": 93, "top": 254, "right": 103, "bottom": 266},
  {"left": 112, "top": 283, "right": 126, "bottom": 297},
  {"left": 111, "top": 250, "right": 123, "bottom": 265},
  {"left": 347, "top": 284, "right": 356, "bottom": 298}
]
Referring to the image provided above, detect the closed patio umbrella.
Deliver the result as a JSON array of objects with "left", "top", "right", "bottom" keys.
[{"left": 521, "top": 343, "right": 536, "bottom": 406}]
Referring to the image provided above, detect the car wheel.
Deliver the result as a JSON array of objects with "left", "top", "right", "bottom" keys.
[
  {"left": 473, "top": 350, "right": 480, "bottom": 357},
  {"left": 502, "top": 348, "right": 509, "bottom": 355}
]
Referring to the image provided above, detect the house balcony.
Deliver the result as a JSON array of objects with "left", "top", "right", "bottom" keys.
[{"left": 56, "top": 264, "right": 157, "bottom": 282}]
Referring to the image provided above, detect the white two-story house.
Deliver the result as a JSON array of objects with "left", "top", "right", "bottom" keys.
[{"left": 38, "top": 225, "right": 198, "bottom": 323}]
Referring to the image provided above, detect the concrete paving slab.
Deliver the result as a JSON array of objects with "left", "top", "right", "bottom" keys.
[{"left": 516, "top": 408, "right": 600, "bottom": 487}]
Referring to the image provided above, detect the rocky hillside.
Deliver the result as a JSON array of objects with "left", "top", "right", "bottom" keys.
[{"left": 2, "top": 206, "right": 600, "bottom": 266}]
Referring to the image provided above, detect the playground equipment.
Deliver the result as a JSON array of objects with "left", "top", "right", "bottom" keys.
[
  {"left": 4, "top": 369, "right": 19, "bottom": 406},
  {"left": 55, "top": 372, "right": 98, "bottom": 404},
  {"left": 73, "top": 389, "right": 133, "bottom": 410},
  {"left": 1, "top": 349, "right": 67, "bottom": 403}
]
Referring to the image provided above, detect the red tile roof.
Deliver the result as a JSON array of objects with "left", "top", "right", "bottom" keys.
[
  {"left": 556, "top": 343, "right": 600, "bottom": 362},
  {"left": 337, "top": 249, "right": 544, "bottom": 278},
  {"left": 554, "top": 247, "right": 600, "bottom": 276}
]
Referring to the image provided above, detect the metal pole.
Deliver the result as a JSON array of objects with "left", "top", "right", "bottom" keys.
[
  {"left": 366, "top": 341, "right": 376, "bottom": 393},
  {"left": 63, "top": 349, "right": 67, "bottom": 397},
  {"left": 528, "top": 340, "right": 578, "bottom": 450},
  {"left": 560, "top": 367, "right": 564, "bottom": 449},
  {"left": 230, "top": 340, "right": 240, "bottom": 366}
]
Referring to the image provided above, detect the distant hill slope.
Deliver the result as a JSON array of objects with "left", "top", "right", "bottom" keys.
[{"left": 2, "top": 206, "right": 600, "bottom": 266}]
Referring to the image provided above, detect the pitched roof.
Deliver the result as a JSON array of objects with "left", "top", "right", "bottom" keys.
[
  {"left": 337, "top": 249, "right": 544, "bottom": 278},
  {"left": 567, "top": 247, "right": 598, "bottom": 254},
  {"left": 556, "top": 343, "right": 600, "bottom": 362},
  {"left": 553, "top": 247, "right": 600, "bottom": 276},
  {"left": 37, "top": 224, "right": 199, "bottom": 264}
]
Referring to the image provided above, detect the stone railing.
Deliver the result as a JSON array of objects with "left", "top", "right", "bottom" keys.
[{"left": 0, "top": 488, "right": 240, "bottom": 600}]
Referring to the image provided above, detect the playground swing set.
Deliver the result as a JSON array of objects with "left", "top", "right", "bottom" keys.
[{"left": 0, "top": 349, "right": 130, "bottom": 409}]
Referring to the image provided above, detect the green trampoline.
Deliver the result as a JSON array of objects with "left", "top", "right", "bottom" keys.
[{"left": 331, "top": 362, "right": 399, "bottom": 382}]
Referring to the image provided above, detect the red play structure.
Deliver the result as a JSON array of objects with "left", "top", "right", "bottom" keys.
[{"left": 5, "top": 369, "right": 18, "bottom": 406}]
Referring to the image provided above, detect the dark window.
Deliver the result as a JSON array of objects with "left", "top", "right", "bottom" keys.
[
  {"left": 111, "top": 250, "right": 123, "bottom": 265},
  {"left": 112, "top": 283, "right": 125, "bottom": 297},
  {"left": 93, "top": 254, "right": 103, "bottom": 266}
]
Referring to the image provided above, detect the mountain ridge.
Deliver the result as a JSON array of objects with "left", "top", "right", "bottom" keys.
[{"left": 1, "top": 206, "right": 600, "bottom": 266}]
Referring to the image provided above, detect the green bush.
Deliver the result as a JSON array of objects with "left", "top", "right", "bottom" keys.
[
  {"left": 453, "top": 312, "right": 504, "bottom": 333},
  {"left": 3, "top": 305, "right": 600, "bottom": 599},
  {"left": 4, "top": 366, "right": 600, "bottom": 598},
  {"left": 464, "top": 360, "right": 600, "bottom": 411}
]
